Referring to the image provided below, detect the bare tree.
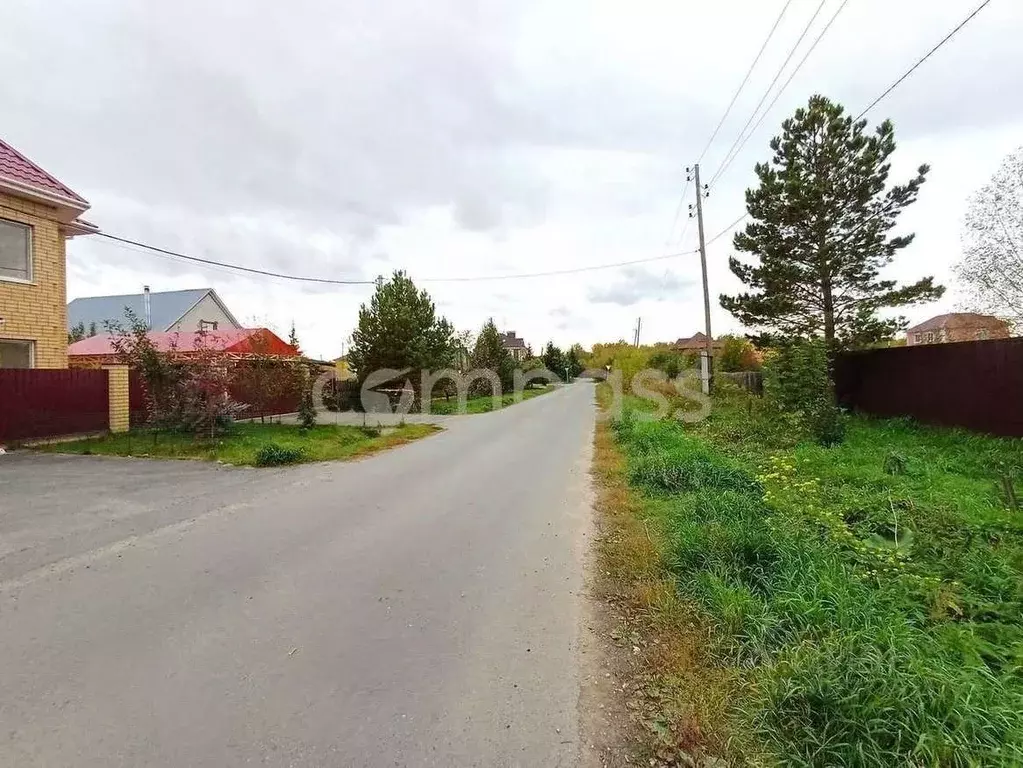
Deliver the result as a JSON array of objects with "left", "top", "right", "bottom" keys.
[{"left": 956, "top": 146, "right": 1023, "bottom": 329}]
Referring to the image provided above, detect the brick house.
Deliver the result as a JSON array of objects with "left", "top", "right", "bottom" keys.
[
  {"left": 0, "top": 138, "right": 97, "bottom": 368},
  {"left": 500, "top": 330, "right": 528, "bottom": 362},
  {"left": 905, "top": 313, "right": 1011, "bottom": 346},
  {"left": 673, "top": 332, "right": 723, "bottom": 353}
]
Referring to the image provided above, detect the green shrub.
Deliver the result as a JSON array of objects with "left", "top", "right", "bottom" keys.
[
  {"left": 763, "top": 339, "right": 846, "bottom": 445},
  {"left": 298, "top": 386, "right": 317, "bottom": 428},
  {"left": 254, "top": 442, "right": 304, "bottom": 467}
]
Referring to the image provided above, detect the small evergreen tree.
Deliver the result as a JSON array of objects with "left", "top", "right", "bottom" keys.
[
  {"left": 348, "top": 271, "right": 456, "bottom": 388},
  {"left": 297, "top": 381, "right": 317, "bottom": 429},
  {"left": 470, "top": 319, "right": 515, "bottom": 392},
  {"left": 288, "top": 322, "right": 301, "bottom": 354},
  {"left": 68, "top": 322, "right": 86, "bottom": 344},
  {"left": 721, "top": 95, "right": 944, "bottom": 350},
  {"left": 88, "top": 321, "right": 97, "bottom": 337},
  {"left": 541, "top": 342, "right": 567, "bottom": 381},
  {"left": 566, "top": 344, "right": 585, "bottom": 378}
]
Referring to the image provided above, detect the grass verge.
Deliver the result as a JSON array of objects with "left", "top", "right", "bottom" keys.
[
  {"left": 591, "top": 383, "right": 738, "bottom": 765},
  {"left": 36, "top": 422, "right": 440, "bottom": 466},
  {"left": 604, "top": 383, "right": 1023, "bottom": 766},
  {"left": 425, "top": 384, "right": 554, "bottom": 414}
]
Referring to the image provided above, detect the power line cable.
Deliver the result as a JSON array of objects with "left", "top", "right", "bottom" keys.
[
  {"left": 855, "top": 0, "right": 993, "bottom": 119},
  {"left": 89, "top": 3, "right": 993, "bottom": 292},
  {"left": 707, "top": 0, "right": 830, "bottom": 185},
  {"left": 95, "top": 232, "right": 377, "bottom": 285},
  {"left": 664, "top": 176, "right": 692, "bottom": 247},
  {"left": 709, "top": 0, "right": 851, "bottom": 187},
  {"left": 93, "top": 230, "right": 699, "bottom": 285},
  {"left": 704, "top": 0, "right": 997, "bottom": 244},
  {"left": 696, "top": 0, "right": 795, "bottom": 165}
]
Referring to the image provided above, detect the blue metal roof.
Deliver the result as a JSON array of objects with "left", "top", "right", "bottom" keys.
[{"left": 67, "top": 288, "right": 211, "bottom": 332}]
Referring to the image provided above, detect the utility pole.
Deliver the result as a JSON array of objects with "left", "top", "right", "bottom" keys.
[
  {"left": 634, "top": 316, "right": 642, "bottom": 347},
  {"left": 688, "top": 164, "right": 713, "bottom": 394}
]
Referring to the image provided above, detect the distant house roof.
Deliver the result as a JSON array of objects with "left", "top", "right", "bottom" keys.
[
  {"left": 674, "top": 332, "right": 722, "bottom": 350},
  {"left": 68, "top": 328, "right": 297, "bottom": 357},
  {"left": 0, "top": 137, "right": 88, "bottom": 207},
  {"left": 67, "top": 288, "right": 239, "bottom": 332},
  {"left": 500, "top": 331, "right": 526, "bottom": 349},
  {"left": 906, "top": 313, "right": 1009, "bottom": 334}
]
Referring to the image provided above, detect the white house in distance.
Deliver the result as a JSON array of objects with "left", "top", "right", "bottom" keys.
[{"left": 67, "top": 287, "right": 241, "bottom": 334}]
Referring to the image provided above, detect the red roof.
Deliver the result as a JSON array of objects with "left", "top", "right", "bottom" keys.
[
  {"left": 0, "top": 137, "right": 88, "bottom": 206},
  {"left": 69, "top": 328, "right": 298, "bottom": 357},
  {"left": 906, "top": 313, "right": 1009, "bottom": 333}
]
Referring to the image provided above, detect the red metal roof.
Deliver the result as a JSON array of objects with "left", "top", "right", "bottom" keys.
[
  {"left": 69, "top": 328, "right": 298, "bottom": 357},
  {"left": 0, "top": 137, "right": 88, "bottom": 205},
  {"left": 906, "top": 313, "right": 1009, "bottom": 333}
]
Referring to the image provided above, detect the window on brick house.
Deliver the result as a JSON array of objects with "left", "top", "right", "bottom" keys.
[
  {"left": 0, "top": 340, "right": 34, "bottom": 368},
  {"left": 925, "top": 331, "right": 935, "bottom": 343},
  {"left": 0, "top": 218, "right": 32, "bottom": 282},
  {"left": 914, "top": 332, "right": 922, "bottom": 344}
]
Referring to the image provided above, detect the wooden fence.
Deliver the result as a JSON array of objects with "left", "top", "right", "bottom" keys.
[
  {"left": 834, "top": 338, "right": 1023, "bottom": 438},
  {"left": 0, "top": 369, "right": 109, "bottom": 442}
]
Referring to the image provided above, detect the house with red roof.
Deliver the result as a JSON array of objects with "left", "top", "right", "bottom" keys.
[
  {"left": 673, "top": 332, "right": 723, "bottom": 353},
  {"left": 67, "top": 328, "right": 298, "bottom": 368},
  {"left": 905, "top": 313, "right": 1012, "bottom": 346},
  {"left": 0, "top": 137, "right": 97, "bottom": 369}
]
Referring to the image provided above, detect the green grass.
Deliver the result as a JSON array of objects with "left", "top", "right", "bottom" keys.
[
  {"left": 609, "top": 392, "right": 1023, "bottom": 766},
  {"left": 37, "top": 422, "right": 440, "bottom": 466},
  {"left": 425, "top": 384, "right": 554, "bottom": 415}
]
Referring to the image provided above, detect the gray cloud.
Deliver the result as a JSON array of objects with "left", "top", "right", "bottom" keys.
[
  {"left": 3, "top": 0, "right": 1021, "bottom": 356},
  {"left": 587, "top": 268, "right": 695, "bottom": 306}
]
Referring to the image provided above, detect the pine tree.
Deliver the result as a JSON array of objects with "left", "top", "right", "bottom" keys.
[
  {"left": 348, "top": 271, "right": 456, "bottom": 385},
  {"left": 720, "top": 95, "right": 944, "bottom": 349},
  {"left": 288, "top": 322, "right": 301, "bottom": 354},
  {"left": 566, "top": 344, "right": 585, "bottom": 379},
  {"left": 541, "top": 342, "right": 567, "bottom": 381},
  {"left": 470, "top": 319, "right": 515, "bottom": 392}
]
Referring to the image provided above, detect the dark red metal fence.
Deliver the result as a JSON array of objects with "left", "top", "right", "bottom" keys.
[
  {"left": 128, "top": 371, "right": 148, "bottom": 427},
  {"left": 0, "top": 369, "right": 109, "bottom": 442},
  {"left": 834, "top": 338, "right": 1023, "bottom": 438}
]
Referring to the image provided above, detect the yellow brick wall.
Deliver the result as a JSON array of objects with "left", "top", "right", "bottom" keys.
[
  {"left": 0, "top": 192, "right": 70, "bottom": 368},
  {"left": 103, "top": 365, "right": 130, "bottom": 433}
]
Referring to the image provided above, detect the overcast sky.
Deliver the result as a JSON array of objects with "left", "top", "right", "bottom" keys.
[{"left": 3, "top": 0, "right": 1021, "bottom": 358}]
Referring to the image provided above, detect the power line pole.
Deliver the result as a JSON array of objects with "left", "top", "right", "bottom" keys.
[
  {"left": 634, "top": 316, "right": 642, "bottom": 347},
  {"left": 688, "top": 164, "right": 713, "bottom": 394}
]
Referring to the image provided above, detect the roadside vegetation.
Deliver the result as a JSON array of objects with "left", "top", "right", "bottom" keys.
[
  {"left": 426, "top": 384, "right": 555, "bottom": 414},
  {"left": 39, "top": 422, "right": 439, "bottom": 467},
  {"left": 599, "top": 379, "right": 1023, "bottom": 765}
]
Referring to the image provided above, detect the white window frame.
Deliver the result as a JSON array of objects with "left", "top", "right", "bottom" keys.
[
  {"left": 924, "top": 331, "right": 935, "bottom": 343},
  {"left": 0, "top": 217, "right": 33, "bottom": 284},
  {"left": 0, "top": 338, "right": 36, "bottom": 368}
]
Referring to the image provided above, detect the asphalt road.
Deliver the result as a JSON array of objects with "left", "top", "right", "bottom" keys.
[{"left": 0, "top": 382, "right": 597, "bottom": 767}]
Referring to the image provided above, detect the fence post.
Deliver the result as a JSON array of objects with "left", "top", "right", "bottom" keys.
[{"left": 103, "top": 365, "right": 130, "bottom": 433}]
